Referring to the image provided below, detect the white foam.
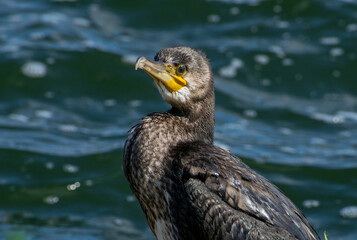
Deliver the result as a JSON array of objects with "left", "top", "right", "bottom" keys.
[
  {"left": 282, "top": 58, "right": 294, "bottom": 66},
  {"left": 104, "top": 99, "right": 117, "bottom": 107},
  {"left": 320, "top": 36, "right": 340, "bottom": 46},
  {"left": 269, "top": 45, "right": 285, "bottom": 58},
  {"left": 58, "top": 124, "right": 78, "bottom": 133},
  {"left": 35, "top": 109, "right": 53, "bottom": 119},
  {"left": 332, "top": 70, "right": 341, "bottom": 78},
  {"left": 230, "top": 7, "right": 240, "bottom": 15},
  {"left": 309, "top": 137, "right": 326, "bottom": 145},
  {"left": 279, "top": 127, "right": 292, "bottom": 135},
  {"left": 1, "top": 44, "right": 20, "bottom": 53},
  {"left": 63, "top": 164, "right": 79, "bottom": 173},
  {"left": 279, "top": 146, "right": 296, "bottom": 154},
  {"left": 340, "top": 206, "right": 357, "bottom": 219},
  {"left": 43, "top": 195, "right": 60, "bottom": 205},
  {"left": 219, "top": 58, "right": 244, "bottom": 78},
  {"left": 45, "top": 91, "right": 55, "bottom": 98},
  {"left": 260, "top": 78, "right": 271, "bottom": 86},
  {"left": 122, "top": 54, "right": 138, "bottom": 65},
  {"left": 243, "top": 109, "right": 257, "bottom": 118},
  {"left": 303, "top": 200, "right": 320, "bottom": 208},
  {"left": 346, "top": 23, "right": 357, "bottom": 32},
  {"left": 207, "top": 14, "right": 220, "bottom": 23},
  {"left": 129, "top": 100, "right": 142, "bottom": 107},
  {"left": 41, "top": 12, "right": 67, "bottom": 24},
  {"left": 273, "top": 5, "right": 282, "bottom": 13},
  {"left": 85, "top": 180, "right": 93, "bottom": 186},
  {"left": 45, "top": 162, "right": 55, "bottom": 169},
  {"left": 330, "top": 47, "right": 344, "bottom": 57},
  {"left": 126, "top": 195, "right": 136, "bottom": 202},
  {"left": 9, "top": 113, "right": 29, "bottom": 122},
  {"left": 72, "top": 17, "right": 90, "bottom": 27},
  {"left": 21, "top": 61, "right": 47, "bottom": 78},
  {"left": 254, "top": 54, "right": 270, "bottom": 65}
]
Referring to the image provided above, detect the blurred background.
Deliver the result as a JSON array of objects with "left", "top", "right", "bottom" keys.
[{"left": 0, "top": 0, "right": 357, "bottom": 239}]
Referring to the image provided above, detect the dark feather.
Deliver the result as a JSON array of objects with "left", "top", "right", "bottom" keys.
[
  {"left": 124, "top": 46, "right": 320, "bottom": 240},
  {"left": 168, "top": 142, "right": 318, "bottom": 240}
]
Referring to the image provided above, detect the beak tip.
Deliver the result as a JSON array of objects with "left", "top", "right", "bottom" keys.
[{"left": 135, "top": 57, "right": 145, "bottom": 71}]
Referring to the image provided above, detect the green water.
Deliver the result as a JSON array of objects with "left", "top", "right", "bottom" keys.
[{"left": 1, "top": 0, "right": 357, "bottom": 239}]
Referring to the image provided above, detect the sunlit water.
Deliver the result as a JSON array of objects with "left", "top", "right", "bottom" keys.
[{"left": 0, "top": 0, "right": 357, "bottom": 239}]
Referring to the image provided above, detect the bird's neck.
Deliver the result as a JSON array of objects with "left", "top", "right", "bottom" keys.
[
  {"left": 130, "top": 94, "right": 215, "bottom": 170},
  {"left": 125, "top": 93, "right": 215, "bottom": 182},
  {"left": 169, "top": 95, "right": 215, "bottom": 144}
]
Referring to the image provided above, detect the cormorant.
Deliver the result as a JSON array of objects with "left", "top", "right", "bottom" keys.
[{"left": 123, "top": 46, "right": 319, "bottom": 240}]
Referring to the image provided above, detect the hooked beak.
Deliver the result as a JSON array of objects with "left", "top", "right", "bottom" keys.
[{"left": 135, "top": 57, "right": 187, "bottom": 93}]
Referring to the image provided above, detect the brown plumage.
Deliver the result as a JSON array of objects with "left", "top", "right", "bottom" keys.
[{"left": 123, "top": 46, "right": 320, "bottom": 240}]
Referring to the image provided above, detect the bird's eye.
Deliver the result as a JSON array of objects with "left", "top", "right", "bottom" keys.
[{"left": 176, "top": 65, "right": 186, "bottom": 76}]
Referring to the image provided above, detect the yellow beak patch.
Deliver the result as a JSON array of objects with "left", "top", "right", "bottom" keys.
[{"left": 135, "top": 57, "right": 187, "bottom": 93}]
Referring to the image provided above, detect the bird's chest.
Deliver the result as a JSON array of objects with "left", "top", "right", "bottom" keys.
[
  {"left": 136, "top": 179, "right": 180, "bottom": 240},
  {"left": 123, "top": 120, "right": 184, "bottom": 239}
]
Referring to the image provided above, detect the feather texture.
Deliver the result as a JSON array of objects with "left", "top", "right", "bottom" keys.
[{"left": 124, "top": 46, "right": 320, "bottom": 240}]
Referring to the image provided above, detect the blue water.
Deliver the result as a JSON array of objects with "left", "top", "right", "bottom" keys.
[{"left": 0, "top": 0, "right": 357, "bottom": 239}]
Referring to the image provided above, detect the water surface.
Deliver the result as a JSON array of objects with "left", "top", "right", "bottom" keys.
[{"left": 1, "top": 0, "right": 357, "bottom": 239}]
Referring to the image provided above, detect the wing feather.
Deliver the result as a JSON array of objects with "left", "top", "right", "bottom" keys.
[{"left": 170, "top": 142, "right": 319, "bottom": 240}]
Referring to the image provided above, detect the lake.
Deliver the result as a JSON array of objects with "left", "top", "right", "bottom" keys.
[{"left": 0, "top": 0, "right": 357, "bottom": 239}]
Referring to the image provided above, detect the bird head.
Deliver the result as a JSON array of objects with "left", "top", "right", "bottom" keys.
[{"left": 135, "top": 46, "right": 214, "bottom": 110}]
